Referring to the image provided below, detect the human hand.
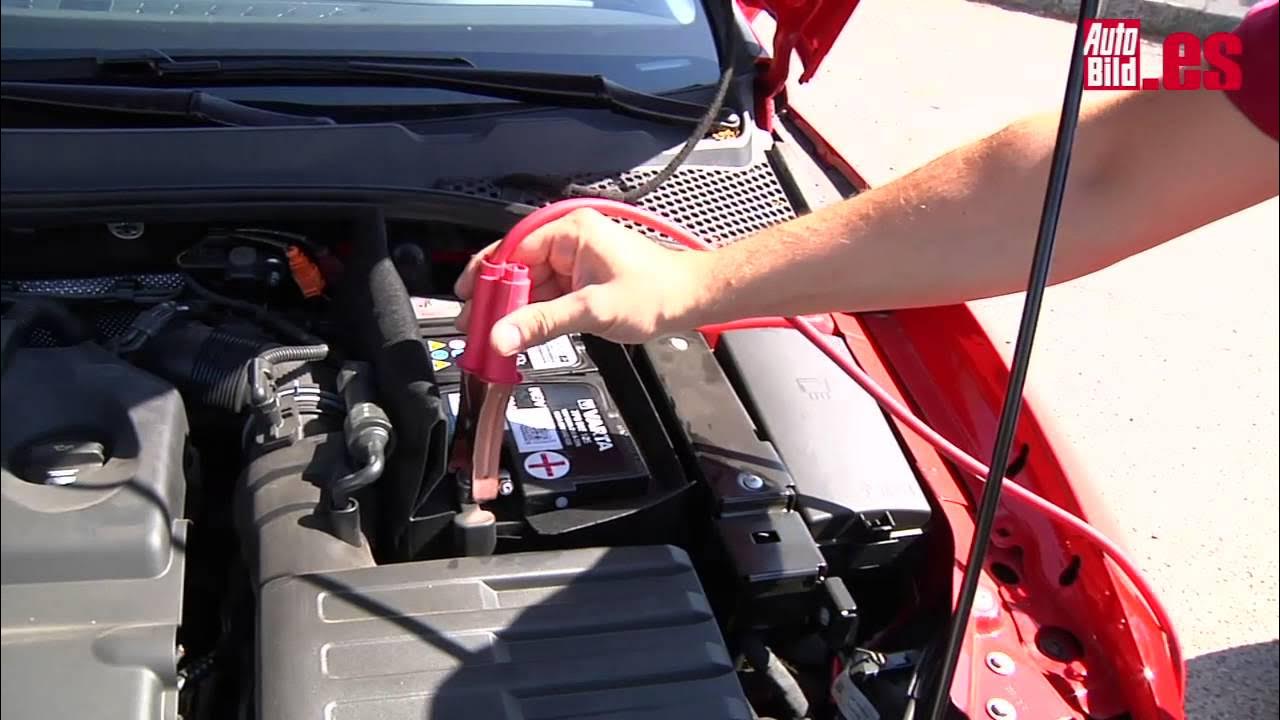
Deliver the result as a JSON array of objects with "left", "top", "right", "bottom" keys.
[{"left": 454, "top": 209, "right": 706, "bottom": 355}]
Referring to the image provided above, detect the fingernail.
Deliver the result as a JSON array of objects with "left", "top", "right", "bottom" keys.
[{"left": 492, "top": 322, "right": 522, "bottom": 356}]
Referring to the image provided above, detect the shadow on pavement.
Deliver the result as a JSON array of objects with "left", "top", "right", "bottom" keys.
[{"left": 1186, "top": 639, "right": 1278, "bottom": 719}]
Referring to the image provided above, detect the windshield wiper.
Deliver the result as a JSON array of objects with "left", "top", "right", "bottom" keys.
[
  {"left": 1, "top": 81, "right": 334, "bottom": 127},
  {"left": 244, "top": 59, "right": 736, "bottom": 128},
  {"left": 3, "top": 52, "right": 737, "bottom": 129}
]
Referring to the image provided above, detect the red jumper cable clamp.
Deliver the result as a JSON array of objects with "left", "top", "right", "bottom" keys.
[
  {"left": 455, "top": 258, "right": 531, "bottom": 502},
  {"left": 458, "top": 258, "right": 531, "bottom": 385}
]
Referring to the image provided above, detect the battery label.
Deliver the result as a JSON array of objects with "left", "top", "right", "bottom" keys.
[
  {"left": 443, "top": 377, "right": 648, "bottom": 512},
  {"left": 567, "top": 395, "right": 614, "bottom": 452},
  {"left": 427, "top": 337, "right": 468, "bottom": 373},
  {"left": 519, "top": 335, "right": 580, "bottom": 372},
  {"left": 507, "top": 402, "right": 563, "bottom": 453},
  {"left": 411, "top": 296, "right": 463, "bottom": 322},
  {"left": 509, "top": 382, "right": 641, "bottom": 476},
  {"left": 443, "top": 385, "right": 610, "bottom": 455},
  {"left": 426, "top": 332, "right": 595, "bottom": 383}
]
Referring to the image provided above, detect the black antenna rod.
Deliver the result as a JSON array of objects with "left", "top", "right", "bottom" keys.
[{"left": 922, "top": 1, "right": 1100, "bottom": 718}]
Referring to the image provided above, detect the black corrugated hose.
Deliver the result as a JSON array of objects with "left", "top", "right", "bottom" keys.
[
  {"left": 743, "top": 635, "right": 812, "bottom": 720},
  {"left": 0, "top": 297, "right": 86, "bottom": 376},
  {"left": 182, "top": 273, "right": 322, "bottom": 346}
]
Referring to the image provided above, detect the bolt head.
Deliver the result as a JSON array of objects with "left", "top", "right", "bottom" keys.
[
  {"left": 107, "top": 222, "right": 145, "bottom": 240},
  {"left": 985, "top": 651, "right": 1015, "bottom": 676},
  {"left": 668, "top": 337, "right": 690, "bottom": 351},
  {"left": 986, "top": 698, "right": 1016, "bottom": 720},
  {"left": 554, "top": 496, "right": 569, "bottom": 509},
  {"left": 974, "top": 588, "right": 995, "bottom": 611},
  {"left": 737, "top": 472, "right": 765, "bottom": 491}
]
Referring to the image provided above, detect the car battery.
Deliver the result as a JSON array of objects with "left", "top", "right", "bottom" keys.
[
  {"left": 408, "top": 299, "right": 691, "bottom": 554},
  {"left": 441, "top": 371, "right": 649, "bottom": 516}
]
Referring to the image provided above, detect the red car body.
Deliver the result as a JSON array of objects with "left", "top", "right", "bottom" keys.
[{"left": 734, "top": 2, "right": 1186, "bottom": 717}]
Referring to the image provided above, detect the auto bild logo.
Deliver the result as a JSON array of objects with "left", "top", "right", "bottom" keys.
[{"left": 1082, "top": 19, "right": 1243, "bottom": 91}]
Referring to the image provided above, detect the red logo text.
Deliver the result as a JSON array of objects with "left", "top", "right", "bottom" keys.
[{"left": 1082, "top": 19, "right": 1243, "bottom": 91}]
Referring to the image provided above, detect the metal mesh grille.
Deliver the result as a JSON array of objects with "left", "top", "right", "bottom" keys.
[
  {"left": 25, "top": 307, "right": 142, "bottom": 348},
  {"left": 5, "top": 274, "right": 182, "bottom": 347},
  {"left": 437, "top": 161, "right": 796, "bottom": 248},
  {"left": 4, "top": 273, "right": 183, "bottom": 297}
]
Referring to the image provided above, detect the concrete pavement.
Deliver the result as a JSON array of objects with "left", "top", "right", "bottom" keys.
[
  {"left": 979, "top": 0, "right": 1261, "bottom": 36},
  {"left": 775, "top": 0, "right": 1279, "bottom": 717}
]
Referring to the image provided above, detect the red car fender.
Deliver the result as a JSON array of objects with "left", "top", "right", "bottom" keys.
[
  {"left": 727, "top": 5, "right": 1184, "bottom": 713},
  {"left": 838, "top": 309, "right": 1183, "bottom": 719},
  {"left": 734, "top": 0, "right": 863, "bottom": 131}
]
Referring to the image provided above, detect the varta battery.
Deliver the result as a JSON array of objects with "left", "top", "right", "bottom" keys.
[{"left": 442, "top": 374, "right": 649, "bottom": 515}]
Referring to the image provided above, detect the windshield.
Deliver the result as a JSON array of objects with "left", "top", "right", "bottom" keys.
[{"left": 0, "top": 0, "right": 720, "bottom": 93}]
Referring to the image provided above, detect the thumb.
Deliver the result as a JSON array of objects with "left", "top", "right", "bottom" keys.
[{"left": 490, "top": 292, "right": 592, "bottom": 356}]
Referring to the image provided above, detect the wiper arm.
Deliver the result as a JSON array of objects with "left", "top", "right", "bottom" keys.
[
  {"left": 21, "top": 53, "right": 735, "bottom": 129},
  {"left": 0, "top": 81, "right": 334, "bottom": 127},
  {"left": 335, "top": 61, "right": 738, "bottom": 128}
]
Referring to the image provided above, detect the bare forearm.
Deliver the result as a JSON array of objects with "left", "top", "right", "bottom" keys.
[
  {"left": 679, "top": 90, "right": 1278, "bottom": 326},
  {"left": 689, "top": 118, "right": 1063, "bottom": 321}
]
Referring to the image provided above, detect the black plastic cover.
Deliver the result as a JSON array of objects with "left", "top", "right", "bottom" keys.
[
  {"left": 258, "top": 545, "right": 751, "bottom": 720},
  {"left": 640, "top": 332, "right": 825, "bottom": 598},
  {"left": 718, "top": 329, "right": 930, "bottom": 567}
]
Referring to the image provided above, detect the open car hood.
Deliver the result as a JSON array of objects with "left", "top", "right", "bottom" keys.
[{"left": 737, "top": 0, "right": 862, "bottom": 101}]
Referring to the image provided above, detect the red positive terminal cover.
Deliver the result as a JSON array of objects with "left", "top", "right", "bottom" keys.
[{"left": 458, "top": 258, "right": 531, "bottom": 384}]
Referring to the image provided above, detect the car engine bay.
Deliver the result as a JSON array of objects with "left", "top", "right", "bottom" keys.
[{"left": 1, "top": 206, "right": 944, "bottom": 720}]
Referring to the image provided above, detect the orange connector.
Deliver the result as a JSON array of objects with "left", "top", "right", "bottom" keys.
[{"left": 287, "top": 245, "right": 326, "bottom": 298}]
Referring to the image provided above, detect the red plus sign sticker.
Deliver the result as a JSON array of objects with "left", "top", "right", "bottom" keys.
[{"left": 524, "top": 451, "right": 570, "bottom": 480}]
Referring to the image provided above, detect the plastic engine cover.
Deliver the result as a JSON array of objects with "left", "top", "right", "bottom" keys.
[
  {"left": 258, "top": 545, "right": 751, "bottom": 719},
  {"left": 1, "top": 345, "right": 188, "bottom": 720}
]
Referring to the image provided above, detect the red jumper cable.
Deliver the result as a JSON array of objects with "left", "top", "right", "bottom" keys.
[{"left": 457, "top": 196, "right": 1182, "bottom": 691}]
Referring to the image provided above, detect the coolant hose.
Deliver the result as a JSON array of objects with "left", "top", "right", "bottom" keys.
[
  {"left": 329, "top": 437, "right": 388, "bottom": 510},
  {"left": 257, "top": 343, "right": 331, "bottom": 366},
  {"left": 247, "top": 343, "right": 331, "bottom": 408},
  {"left": 329, "top": 362, "right": 395, "bottom": 510},
  {"left": 489, "top": 197, "right": 1183, "bottom": 690}
]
